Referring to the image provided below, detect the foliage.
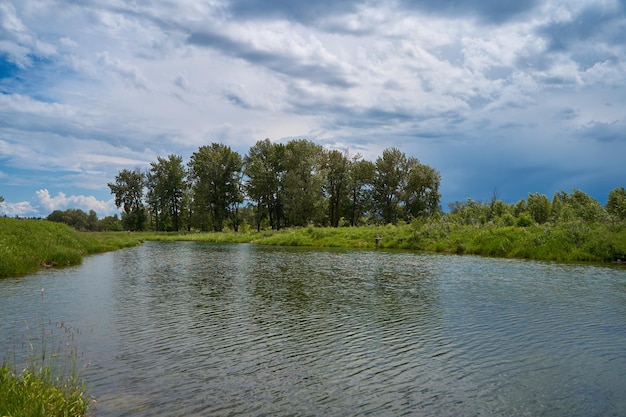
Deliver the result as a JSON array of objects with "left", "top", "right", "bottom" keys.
[
  {"left": 188, "top": 143, "right": 243, "bottom": 232},
  {"left": 282, "top": 139, "right": 326, "bottom": 227},
  {"left": 108, "top": 167, "right": 147, "bottom": 231},
  {"left": 146, "top": 154, "right": 186, "bottom": 231},
  {"left": 47, "top": 209, "right": 123, "bottom": 231},
  {"left": 607, "top": 187, "right": 626, "bottom": 221},
  {"left": 243, "top": 139, "right": 285, "bottom": 230}
]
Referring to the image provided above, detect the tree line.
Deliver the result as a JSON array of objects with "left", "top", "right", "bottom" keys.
[
  {"left": 447, "top": 187, "right": 626, "bottom": 226},
  {"left": 106, "top": 139, "right": 442, "bottom": 231}
]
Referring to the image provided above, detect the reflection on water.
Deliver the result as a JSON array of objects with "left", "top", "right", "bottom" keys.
[{"left": 1, "top": 242, "right": 626, "bottom": 416}]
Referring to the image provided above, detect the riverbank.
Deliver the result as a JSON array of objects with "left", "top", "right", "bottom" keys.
[
  {"left": 0, "top": 218, "right": 143, "bottom": 278},
  {"left": 137, "top": 220, "right": 626, "bottom": 263},
  {"left": 3, "top": 218, "right": 626, "bottom": 279}
]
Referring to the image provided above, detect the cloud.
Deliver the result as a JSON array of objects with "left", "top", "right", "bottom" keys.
[
  {"left": 0, "top": 189, "right": 118, "bottom": 218},
  {"left": 0, "top": 2, "right": 56, "bottom": 68},
  {"left": 225, "top": 0, "right": 361, "bottom": 24},
  {"left": 187, "top": 22, "right": 356, "bottom": 88},
  {"left": 577, "top": 118, "right": 626, "bottom": 143},
  {"left": 398, "top": 0, "right": 542, "bottom": 23},
  {"left": 96, "top": 52, "right": 149, "bottom": 90},
  {"left": 1, "top": 0, "right": 626, "bottom": 215}
]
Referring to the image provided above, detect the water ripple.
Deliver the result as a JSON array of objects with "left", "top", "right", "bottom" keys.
[{"left": 2, "top": 242, "right": 626, "bottom": 416}]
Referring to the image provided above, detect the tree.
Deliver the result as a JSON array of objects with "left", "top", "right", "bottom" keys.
[
  {"left": 108, "top": 168, "right": 147, "bottom": 231},
  {"left": 188, "top": 143, "right": 243, "bottom": 232},
  {"left": 606, "top": 187, "right": 626, "bottom": 221},
  {"left": 344, "top": 157, "right": 375, "bottom": 226},
  {"left": 373, "top": 147, "right": 407, "bottom": 224},
  {"left": 324, "top": 149, "right": 349, "bottom": 227},
  {"left": 403, "top": 162, "right": 441, "bottom": 220},
  {"left": 0, "top": 195, "right": 4, "bottom": 207},
  {"left": 526, "top": 192, "right": 551, "bottom": 224},
  {"left": 146, "top": 154, "right": 186, "bottom": 231},
  {"left": 282, "top": 139, "right": 326, "bottom": 227},
  {"left": 243, "top": 139, "right": 285, "bottom": 230}
]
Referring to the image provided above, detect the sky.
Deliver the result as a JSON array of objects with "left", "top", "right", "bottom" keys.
[{"left": 1, "top": 0, "right": 625, "bottom": 218}]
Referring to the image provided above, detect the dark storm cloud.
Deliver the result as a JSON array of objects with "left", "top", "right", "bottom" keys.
[
  {"left": 540, "top": 4, "right": 626, "bottom": 53},
  {"left": 577, "top": 119, "right": 626, "bottom": 143},
  {"left": 187, "top": 31, "right": 355, "bottom": 88},
  {"left": 227, "top": 0, "right": 541, "bottom": 24},
  {"left": 225, "top": 0, "right": 361, "bottom": 24},
  {"left": 398, "top": 0, "right": 541, "bottom": 23}
]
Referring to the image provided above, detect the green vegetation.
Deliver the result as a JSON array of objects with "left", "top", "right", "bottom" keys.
[
  {"left": 107, "top": 139, "right": 441, "bottom": 232},
  {"left": 1, "top": 320, "right": 91, "bottom": 417},
  {"left": 119, "top": 219, "right": 626, "bottom": 263},
  {"left": 0, "top": 217, "right": 143, "bottom": 277}
]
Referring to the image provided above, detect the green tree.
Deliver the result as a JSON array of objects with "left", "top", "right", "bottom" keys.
[
  {"left": 324, "top": 149, "right": 349, "bottom": 227},
  {"left": 606, "top": 187, "right": 626, "bottom": 221},
  {"left": 373, "top": 147, "right": 407, "bottom": 224},
  {"left": 282, "top": 139, "right": 326, "bottom": 227},
  {"left": 146, "top": 154, "right": 186, "bottom": 231},
  {"left": 568, "top": 190, "right": 607, "bottom": 223},
  {"left": 108, "top": 168, "right": 147, "bottom": 231},
  {"left": 526, "top": 192, "right": 551, "bottom": 224},
  {"left": 99, "top": 214, "right": 123, "bottom": 231},
  {"left": 243, "top": 139, "right": 285, "bottom": 230},
  {"left": 448, "top": 199, "right": 490, "bottom": 225},
  {"left": 403, "top": 161, "right": 441, "bottom": 220},
  {"left": 188, "top": 143, "right": 243, "bottom": 232},
  {"left": 344, "top": 157, "right": 375, "bottom": 226}
]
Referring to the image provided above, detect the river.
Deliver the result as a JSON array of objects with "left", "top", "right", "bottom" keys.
[{"left": 1, "top": 241, "right": 625, "bottom": 416}]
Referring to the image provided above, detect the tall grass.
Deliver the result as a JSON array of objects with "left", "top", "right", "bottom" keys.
[
  {"left": 0, "top": 218, "right": 143, "bottom": 277},
  {"left": 1, "top": 315, "right": 91, "bottom": 417},
  {"left": 132, "top": 221, "right": 626, "bottom": 263}
]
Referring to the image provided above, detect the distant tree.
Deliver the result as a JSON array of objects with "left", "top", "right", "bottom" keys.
[
  {"left": 373, "top": 147, "right": 407, "bottom": 224},
  {"left": 324, "top": 149, "right": 350, "bottom": 227},
  {"left": 243, "top": 139, "right": 285, "bottom": 230},
  {"left": 448, "top": 199, "right": 490, "bottom": 225},
  {"left": 0, "top": 195, "right": 4, "bottom": 207},
  {"left": 47, "top": 208, "right": 99, "bottom": 231},
  {"left": 188, "top": 143, "right": 243, "bottom": 232},
  {"left": 146, "top": 154, "right": 186, "bottom": 231},
  {"left": 108, "top": 168, "right": 147, "bottom": 231},
  {"left": 606, "top": 187, "right": 626, "bottom": 221},
  {"left": 526, "top": 193, "right": 551, "bottom": 224},
  {"left": 344, "top": 157, "right": 375, "bottom": 226},
  {"left": 282, "top": 139, "right": 326, "bottom": 227},
  {"left": 99, "top": 214, "right": 123, "bottom": 231},
  {"left": 403, "top": 161, "right": 441, "bottom": 219}
]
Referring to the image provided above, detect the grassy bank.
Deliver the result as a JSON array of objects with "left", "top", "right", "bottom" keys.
[
  {"left": 0, "top": 218, "right": 143, "bottom": 277},
  {"left": 3, "top": 218, "right": 625, "bottom": 278},
  {"left": 133, "top": 221, "right": 626, "bottom": 263}
]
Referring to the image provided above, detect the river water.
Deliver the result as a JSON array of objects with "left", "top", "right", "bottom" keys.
[{"left": 1, "top": 242, "right": 626, "bottom": 416}]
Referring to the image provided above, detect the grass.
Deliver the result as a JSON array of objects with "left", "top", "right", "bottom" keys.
[
  {"left": 127, "top": 221, "right": 626, "bottom": 263},
  {"left": 3, "top": 217, "right": 626, "bottom": 278},
  {"left": 1, "top": 319, "right": 91, "bottom": 417},
  {"left": 0, "top": 217, "right": 143, "bottom": 277}
]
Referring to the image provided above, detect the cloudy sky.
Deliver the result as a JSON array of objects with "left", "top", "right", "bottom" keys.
[{"left": 1, "top": 0, "right": 625, "bottom": 218}]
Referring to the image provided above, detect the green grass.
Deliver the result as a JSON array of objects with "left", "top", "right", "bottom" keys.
[
  {"left": 3, "top": 218, "right": 625, "bottom": 279},
  {"left": 1, "top": 320, "right": 91, "bottom": 417},
  {"left": 128, "top": 221, "right": 626, "bottom": 263},
  {"left": 0, "top": 218, "right": 143, "bottom": 277}
]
